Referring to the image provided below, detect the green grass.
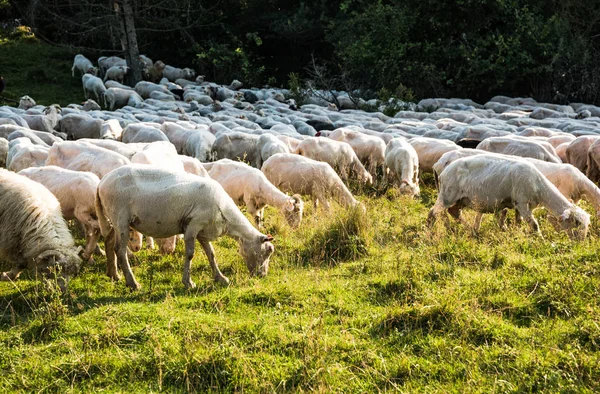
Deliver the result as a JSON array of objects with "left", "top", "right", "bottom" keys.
[
  {"left": 1, "top": 181, "right": 600, "bottom": 393},
  {"left": 0, "top": 29, "right": 83, "bottom": 106}
]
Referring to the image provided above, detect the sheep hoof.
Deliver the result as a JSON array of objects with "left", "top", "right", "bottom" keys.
[
  {"left": 127, "top": 280, "right": 141, "bottom": 291},
  {"left": 215, "top": 275, "right": 230, "bottom": 286},
  {"left": 183, "top": 279, "right": 196, "bottom": 289},
  {"left": 107, "top": 272, "right": 121, "bottom": 282}
]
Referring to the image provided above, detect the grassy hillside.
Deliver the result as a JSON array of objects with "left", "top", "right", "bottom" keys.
[
  {"left": 1, "top": 181, "right": 599, "bottom": 392},
  {"left": 0, "top": 30, "right": 83, "bottom": 107}
]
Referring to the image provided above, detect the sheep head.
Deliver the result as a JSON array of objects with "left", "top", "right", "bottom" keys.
[
  {"left": 282, "top": 194, "right": 304, "bottom": 228},
  {"left": 240, "top": 234, "right": 274, "bottom": 277}
]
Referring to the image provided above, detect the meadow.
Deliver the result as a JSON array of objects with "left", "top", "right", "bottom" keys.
[{"left": 1, "top": 34, "right": 599, "bottom": 393}]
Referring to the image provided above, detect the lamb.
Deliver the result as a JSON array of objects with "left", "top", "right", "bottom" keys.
[
  {"left": 162, "top": 65, "right": 196, "bottom": 82},
  {"left": 408, "top": 137, "right": 462, "bottom": 173},
  {"left": 71, "top": 54, "right": 98, "bottom": 77},
  {"left": 46, "top": 141, "right": 131, "bottom": 179},
  {"left": 103, "top": 65, "right": 129, "bottom": 84},
  {"left": 203, "top": 159, "right": 304, "bottom": 228},
  {"left": 95, "top": 164, "right": 275, "bottom": 290},
  {"left": 18, "top": 166, "right": 101, "bottom": 262},
  {"left": 0, "top": 169, "right": 81, "bottom": 287},
  {"left": 103, "top": 87, "right": 144, "bottom": 110},
  {"left": 329, "top": 127, "right": 387, "bottom": 176},
  {"left": 294, "top": 137, "right": 373, "bottom": 184},
  {"left": 384, "top": 137, "right": 420, "bottom": 196},
  {"left": 7, "top": 138, "right": 49, "bottom": 172},
  {"left": 262, "top": 153, "right": 362, "bottom": 210},
  {"left": 82, "top": 74, "right": 107, "bottom": 102},
  {"left": 476, "top": 136, "right": 561, "bottom": 163},
  {"left": 427, "top": 155, "right": 590, "bottom": 240}
]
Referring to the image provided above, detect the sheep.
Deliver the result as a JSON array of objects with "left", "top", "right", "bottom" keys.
[
  {"left": 46, "top": 141, "right": 131, "bottom": 179},
  {"left": 329, "top": 127, "right": 387, "bottom": 177},
  {"left": 139, "top": 54, "right": 153, "bottom": 68},
  {"left": 82, "top": 74, "right": 107, "bottom": 102},
  {"left": 121, "top": 125, "right": 169, "bottom": 143},
  {"left": 203, "top": 159, "right": 304, "bottom": 228},
  {"left": 142, "top": 60, "right": 166, "bottom": 83},
  {"left": 160, "top": 122, "right": 215, "bottom": 162},
  {"left": 98, "top": 56, "right": 126, "bottom": 77},
  {"left": 71, "top": 54, "right": 98, "bottom": 77},
  {"left": 585, "top": 138, "right": 600, "bottom": 183},
  {"left": 476, "top": 136, "right": 561, "bottom": 163},
  {"left": 103, "top": 87, "right": 143, "bottom": 111},
  {"left": 0, "top": 137, "right": 7, "bottom": 167},
  {"left": 6, "top": 128, "right": 56, "bottom": 146},
  {"left": 162, "top": 65, "right": 196, "bottom": 82},
  {"left": 262, "top": 153, "right": 362, "bottom": 210},
  {"left": 95, "top": 164, "right": 275, "bottom": 290},
  {"left": 104, "top": 80, "right": 133, "bottom": 90},
  {"left": 179, "top": 155, "right": 210, "bottom": 177},
  {"left": 135, "top": 81, "right": 174, "bottom": 99},
  {"left": 565, "top": 136, "right": 600, "bottom": 174},
  {"left": 76, "top": 138, "right": 139, "bottom": 159},
  {"left": 131, "top": 141, "right": 184, "bottom": 172},
  {"left": 294, "top": 137, "right": 373, "bottom": 184},
  {"left": 434, "top": 150, "right": 600, "bottom": 217},
  {"left": 7, "top": 138, "right": 49, "bottom": 171},
  {"left": 427, "top": 155, "right": 590, "bottom": 240},
  {"left": 18, "top": 95, "right": 36, "bottom": 110},
  {"left": 408, "top": 137, "right": 462, "bottom": 173},
  {"left": 213, "top": 132, "right": 262, "bottom": 167},
  {"left": 103, "top": 65, "right": 129, "bottom": 84},
  {"left": 384, "top": 137, "right": 420, "bottom": 196},
  {"left": 0, "top": 169, "right": 81, "bottom": 287},
  {"left": 257, "top": 133, "right": 290, "bottom": 164},
  {"left": 18, "top": 166, "right": 101, "bottom": 262},
  {"left": 58, "top": 113, "right": 114, "bottom": 140},
  {"left": 149, "top": 90, "right": 176, "bottom": 101},
  {"left": 21, "top": 104, "right": 61, "bottom": 133}
]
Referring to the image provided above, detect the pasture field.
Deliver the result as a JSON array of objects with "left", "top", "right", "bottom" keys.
[{"left": 1, "top": 178, "right": 600, "bottom": 393}]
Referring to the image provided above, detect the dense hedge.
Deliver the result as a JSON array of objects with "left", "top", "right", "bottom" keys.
[{"left": 4, "top": 0, "right": 600, "bottom": 104}]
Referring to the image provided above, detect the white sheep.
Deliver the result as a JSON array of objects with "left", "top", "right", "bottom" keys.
[
  {"left": 476, "top": 136, "right": 561, "bottom": 163},
  {"left": 384, "top": 137, "right": 420, "bottom": 196},
  {"left": 103, "top": 87, "right": 143, "bottom": 110},
  {"left": 82, "top": 74, "right": 107, "bottom": 102},
  {"left": 0, "top": 169, "right": 81, "bottom": 287},
  {"left": 262, "top": 153, "right": 362, "bottom": 210},
  {"left": 95, "top": 164, "right": 275, "bottom": 290},
  {"left": 103, "top": 65, "right": 129, "bottom": 84},
  {"left": 408, "top": 137, "right": 462, "bottom": 173},
  {"left": 18, "top": 95, "right": 36, "bottom": 110},
  {"left": 18, "top": 166, "right": 101, "bottom": 262},
  {"left": 71, "top": 54, "right": 98, "bottom": 77},
  {"left": 257, "top": 133, "right": 290, "bottom": 164},
  {"left": 46, "top": 141, "right": 131, "bottom": 179},
  {"left": 162, "top": 65, "right": 196, "bottom": 82},
  {"left": 329, "top": 127, "right": 387, "bottom": 177},
  {"left": 428, "top": 155, "right": 590, "bottom": 239},
  {"left": 7, "top": 137, "right": 49, "bottom": 172},
  {"left": 204, "top": 159, "right": 304, "bottom": 228}
]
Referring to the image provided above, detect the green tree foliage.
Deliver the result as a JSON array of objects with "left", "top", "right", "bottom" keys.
[{"left": 6, "top": 0, "right": 600, "bottom": 103}]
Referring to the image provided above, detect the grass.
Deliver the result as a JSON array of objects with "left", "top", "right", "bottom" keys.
[
  {"left": 0, "top": 28, "right": 84, "bottom": 106},
  {"left": 1, "top": 182, "right": 600, "bottom": 393},
  {"left": 1, "top": 33, "right": 600, "bottom": 393}
]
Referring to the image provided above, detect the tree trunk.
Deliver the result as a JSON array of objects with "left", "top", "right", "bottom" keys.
[{"left": 113, "top": 0, "right": 142, "bottom": 86}]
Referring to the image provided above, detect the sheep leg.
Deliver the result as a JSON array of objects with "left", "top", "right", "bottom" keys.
[
  {"left": 244, "top": 196, "right": 262, "bottom": 228},
  {"left": 104, "top": 229, "right": 120, "bottom": 281},
  {"left": 198, "top": 238, "right": 229, "bottom": 285},
  {"left": 1, "top": 264, "right": 25, "bottom": 281},
  {"left": 516, "top": 203, "right": 542, "bottom": 237},
  {"left": 146, "top": 236, "right": 155, "bottom": 249},
  {"left": 473, "top": 213, "right": 484, "bottom": 233},
  {"left": 497, "top": 210, "right": 508, "bottom": 230},
  {"left": 427, "top": 201, "right": 446, "bottom": 228},
  {"left": 181, "top": 233, "right": 196, "bottom": 289},
  {"left": 115, "top": 228, "right": 140, "bottom": 290},
  {"left": 82, "top": 222, "right": 100, "bottom": 262}
]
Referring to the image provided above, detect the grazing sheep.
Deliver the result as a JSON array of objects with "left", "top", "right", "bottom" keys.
[
  {"left": 179, "top": 155, "right": 210, "bottom": 177},
  {"left": 46, "top": 141, "right": 131, "bottom": 179},
  {"left": 329, "top": 127, "right": 387, "bottom": 177},
  {"left": 58, "top": 113, "right": 114, "bottom": 140},
  {"left": 95, "top": 164, "right": 275, "bottom": 290},
  {"left": 121, "top": 125, "right": 169, "bottom": 143},
  {"left": 162, "top": 65, "right": 196, "bottom": 82},
  {"left": 160, "top": 122, "right": 216, "bottom": 162},
  {"left": 0, "top": 169, "right": 81, "bottom": 287},
  {"left": 98, "top": 56, "right": 126, "bottom": 78},
  {"left": 213, "top": 132, "right": 262, "bottom": 167},
  {"left": 262, "top": 153, "right": 362, "bottom": 210},
  {"left": 476, "top": 136, "right": 561, "bottom": 163},
  {"left": 82, "top": 74, "right": 107, "bottom": 101},
  {"left": 103, "top": 87, "right": 143, "bottom": 110},
  {"left": 204, "top": 159, "right": 304, "bottom": 228},
  {"left": 7, "top": 137, "right": 49, "bottom": 172},
  {"left": 565, "top": 136, "right": 600, "bottom": 174},
  {"left": 408, "top": 137, "right": 462, "bottom": 173},
  {"left": 384, "top": 137, "right": 420, "bottom": 196},
  {"left": 71, "top": 54, "right": 98, "bottom": 77},
  {"left": 428, "top": 155, "right": 590, "bottom": 240},
  {"left": 103, "top": 65, "right": 129, "bottom": 84},
  {"left": 294, "top": 137, "right": 373, "bottom": 184},
  {"left": 257, "top": 133, "right": 290, "bottom": 164},
  {"left": 18, "top": 166, "right": 101, "bottom": 262}
]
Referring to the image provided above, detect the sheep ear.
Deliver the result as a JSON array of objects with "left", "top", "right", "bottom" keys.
[
  {"left": 285, "top": 199, "right": 295, "bottom": 211},
  {"left": 262, "top": 234, "right": 274, "bottom": 243}
]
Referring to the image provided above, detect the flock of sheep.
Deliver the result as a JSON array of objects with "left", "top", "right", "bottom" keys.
[{"left": 1, "top": 52, "right": 600, "bottom": 291}]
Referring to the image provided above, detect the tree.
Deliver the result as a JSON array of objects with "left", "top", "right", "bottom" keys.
[{"left": 113, "top": 0, "right": 141, "bottom": 85}]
